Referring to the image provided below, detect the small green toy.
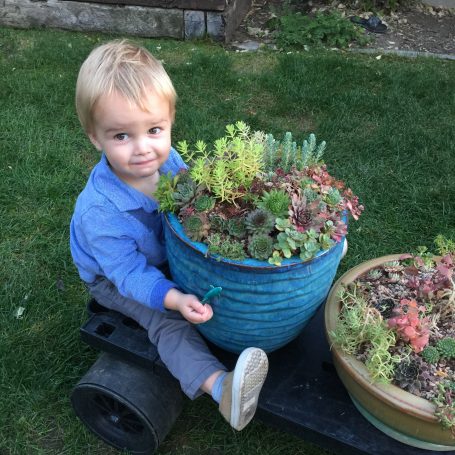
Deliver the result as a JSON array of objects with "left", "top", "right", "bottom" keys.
[{"left": 201, "top": 285, "right": 222, "bottom": 304}]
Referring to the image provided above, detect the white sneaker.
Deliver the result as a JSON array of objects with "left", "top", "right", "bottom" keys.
[
  {"left": 342, "top": 238, "right": 348, "bottom": 259},
  {"left": 219, "top": 347, "right": 268, "bottom": 431}
]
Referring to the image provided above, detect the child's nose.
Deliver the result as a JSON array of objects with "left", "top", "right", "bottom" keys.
[{"left": 135, "top": 137, "right": 151, "bottom": 155}]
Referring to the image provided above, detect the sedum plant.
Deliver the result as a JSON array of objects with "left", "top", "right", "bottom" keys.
[
  {"left": 176, "top": 121, "right": 264, "bottom": 204},
  {"left": 156, "top": 122, "right": 363, "bottom": 264},
  {"left": 330, "top": 286, "right": 401, "bottom": 383}
]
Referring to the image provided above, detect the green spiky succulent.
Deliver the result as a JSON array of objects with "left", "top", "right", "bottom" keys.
[
  {"left": 245, "top": 209, "right": 275, "bottom": 235},
  {"left": 302, "top": 187, "right": 319, "bottom": 203},
  {"left": 194, "top": 195, "right": 215, "bottom": 212},
  {"left": 154, "top": 171, "right": 178, "bottom": 213},
  {"left": 383, "top": 260, "right": 401, "bottom": 268},
  {"left": 206, "top": 233, "right": 246, "bottom": 261},
  {"left": 173, "top": 181, "right": 197, "bottom": 208},
  {"left": 436, "top": 338, "right": 455, "bottom": 359},
  {"left": 209, "top": 214, "right": 226, "bottom": 232},
  {"left": 422, "top": 346, "right": 441, "bottom": 364},
  {"left": 388, "top": 273, "right": 402, "bottom": 283},
  {"left": 434, "top": 234, "right": 455, "bottom": 256},
  {"left": 368, "top": 269, "right": 383, "bottom": 280},
  {"left": 257, "top": 189, "right": 290, "bottom": 218},
  {"left": 226, "top": 218, "right": 247, "bottom": 239},
  {"left": 247, "top": 234, "right": 274, "bottom": 260},
  {"left": 183, "top": 214, "right": 209, "bottom": 242},
  {"left": 324, "top": 187, "right": 342, "bottom": 207}
]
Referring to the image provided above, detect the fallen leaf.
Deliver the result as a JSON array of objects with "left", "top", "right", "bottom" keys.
[{"left": 14, "top": 307, "right": 25, "bottom": 319}]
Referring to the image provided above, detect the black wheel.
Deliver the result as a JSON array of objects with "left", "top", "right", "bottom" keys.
[{"left": 71, "top": 353, "right": 183, "bottom": 454}]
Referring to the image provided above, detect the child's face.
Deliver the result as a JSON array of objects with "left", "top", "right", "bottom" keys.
[{"left": 88, "top": 90, "right": 172, "bottom": 191}]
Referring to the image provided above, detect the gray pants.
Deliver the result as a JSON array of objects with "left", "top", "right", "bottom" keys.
[{"left": 87, "top": 277, "right": 226, "bottom": 399}]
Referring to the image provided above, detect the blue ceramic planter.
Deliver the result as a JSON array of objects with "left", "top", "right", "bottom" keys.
[{"left": 164, "top": 213, "right": 345, "bottom": 353}]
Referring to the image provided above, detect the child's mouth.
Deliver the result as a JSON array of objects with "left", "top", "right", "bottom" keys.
[{"left": 134, "top": 159, "right": 155, "bottom": 166}]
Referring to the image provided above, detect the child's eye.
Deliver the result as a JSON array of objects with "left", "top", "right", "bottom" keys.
[
  {"left": 114, "top": 133, "right": 128, "bottom": 141},
  {"left": 148, "top": 127, "right": 162, "bottom": 135}
]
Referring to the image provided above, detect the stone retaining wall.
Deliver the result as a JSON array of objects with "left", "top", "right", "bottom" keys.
[{"left": 0, "top": 0, "right": 252, "bottom": 41}]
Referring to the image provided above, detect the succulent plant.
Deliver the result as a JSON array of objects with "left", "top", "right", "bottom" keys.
[
  {"left": 300, "top": 133, "right": 326, "bottom": 168},
  {"left": 257, "top": 189, "right": 290, "bottom": 218},
  {"left": 155, "top": 123, "right": 364, "bottom": 263},
  {"left": 324, "top": 187, "right": 342, "bottom": 207},
  {"left": 177, "top": 121, "right": 264, "bottom": 204},
  {"left": 183, "top": 214, "right": 210, "bottom": 242},
  {"left": 321, "top": 219, "right": 347, "bottom": 243},
  {"left": 194, "top": 195, "right": 215, "bottom": 212},
  {"left": 374, "top": 298, "right": 395, "bottom": 319},
  {"left": 173, "top": 182, "right": 196, "bottom": 208},
  {"left": 388, "top": 273, "right": 402, "bottom": 283},
  {"left": 206, "top": 233, "right": 246, "bottom": 261},
  {"left": 245, "top": 209, "right": 275, "bottom": 235},
  {"left": 422, "top": 346, "right": 441, "bottom": 364},
  {"left": 367, "top": 269, "right": 383, "bottom": 281},
  {"left": 226, "top": 218, "right": 247, "bottom": 239},
  {"left": 302, "top": 187, "right": 320, "bottom": 203},
  {"left": 436, "top": 338, "right": 455, "bottom": 359},
  {"left": 383, "top": 260, "right": 402, "bottom": 272},
  {"left": 394, "top": 360, "right": 420, "bottom": 390},
  {"left": 247, "top": 234, "right": 274, "bottom": 260},
  {"left": 154, "top": 171, "right": 178, "bottom": 212},
  {"left": 289, "top": 192, "right": 324, "bottom": 233},
  {"left": 208, "top": 213, "right": 226, "bottom": 232},
  {"left": 435, "top": 234, "right": 455, "bottom": 256}
]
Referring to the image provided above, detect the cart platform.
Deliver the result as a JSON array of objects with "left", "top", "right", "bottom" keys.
[{"left": 80, "top": 300, "right": 455, "bottom": 455}]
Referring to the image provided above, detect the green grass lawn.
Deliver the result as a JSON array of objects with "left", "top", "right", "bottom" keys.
[{"left": 1, "top": 26, "right": 454, "bottom": 454}]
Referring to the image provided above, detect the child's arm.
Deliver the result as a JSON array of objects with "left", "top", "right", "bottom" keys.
[
  {"left": 80, "top": 206, "right": 176, "bottom": 312},
  {"left": 164, "top": 288, "right": 213, "bottom": 324}
]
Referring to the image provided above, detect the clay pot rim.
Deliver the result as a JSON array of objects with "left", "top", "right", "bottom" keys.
[{"left": 325, "top": 254, "right": 438, "bottom": 422}]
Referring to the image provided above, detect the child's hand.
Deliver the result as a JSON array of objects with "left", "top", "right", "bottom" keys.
[
  {"left": 164, "top": 289, "right": 213, "bottom": 324},
  {"left": 178, "top": 294, "right": 213, "bottom": 324}
]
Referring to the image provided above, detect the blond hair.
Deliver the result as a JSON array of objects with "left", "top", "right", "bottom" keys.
[{"left": 75, "top": 40, "right": 176, "bottom": 133}]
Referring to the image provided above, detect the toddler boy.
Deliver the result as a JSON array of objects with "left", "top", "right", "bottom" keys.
[{"left": 70, "top": 40, "right": 268, "bottom": 431}]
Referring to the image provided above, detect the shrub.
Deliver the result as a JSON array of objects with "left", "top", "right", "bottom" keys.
[{"left": 276, "top": 11, "right": 370, "bottom": 49}]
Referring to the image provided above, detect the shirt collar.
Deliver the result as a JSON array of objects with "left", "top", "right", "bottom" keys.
[{"left": 93, "top": 154, "right": 159, "bottom": 213}]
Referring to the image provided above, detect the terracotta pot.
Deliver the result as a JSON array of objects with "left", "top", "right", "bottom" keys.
[{"left": 325, "top": 254, "right": 455, "bottom": 451}]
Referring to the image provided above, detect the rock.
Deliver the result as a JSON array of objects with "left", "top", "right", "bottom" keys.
[{"left": 232, "top": 40, "right": 262, "bottom": 51}]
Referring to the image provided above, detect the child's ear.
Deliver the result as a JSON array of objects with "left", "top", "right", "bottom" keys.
[{"left": 88, "top": 132, "right": 102, "bottom": 151}]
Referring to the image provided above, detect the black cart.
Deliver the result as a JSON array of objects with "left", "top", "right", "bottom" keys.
[{"left": 71, "top": 300, "right": 455, "bottom": 455}]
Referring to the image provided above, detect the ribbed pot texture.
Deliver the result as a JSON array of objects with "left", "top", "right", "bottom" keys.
[{"left": 164, "top": 213, "right": 344, "bottom": 353}]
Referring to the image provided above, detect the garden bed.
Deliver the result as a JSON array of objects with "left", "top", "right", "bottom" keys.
[{"left": 232, "top": 0, "right": 455, "bottom": 55}]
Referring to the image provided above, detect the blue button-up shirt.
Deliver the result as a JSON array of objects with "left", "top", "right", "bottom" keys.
[{"left": 70, "top": 148, "right": 186, "bottom": 312}]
